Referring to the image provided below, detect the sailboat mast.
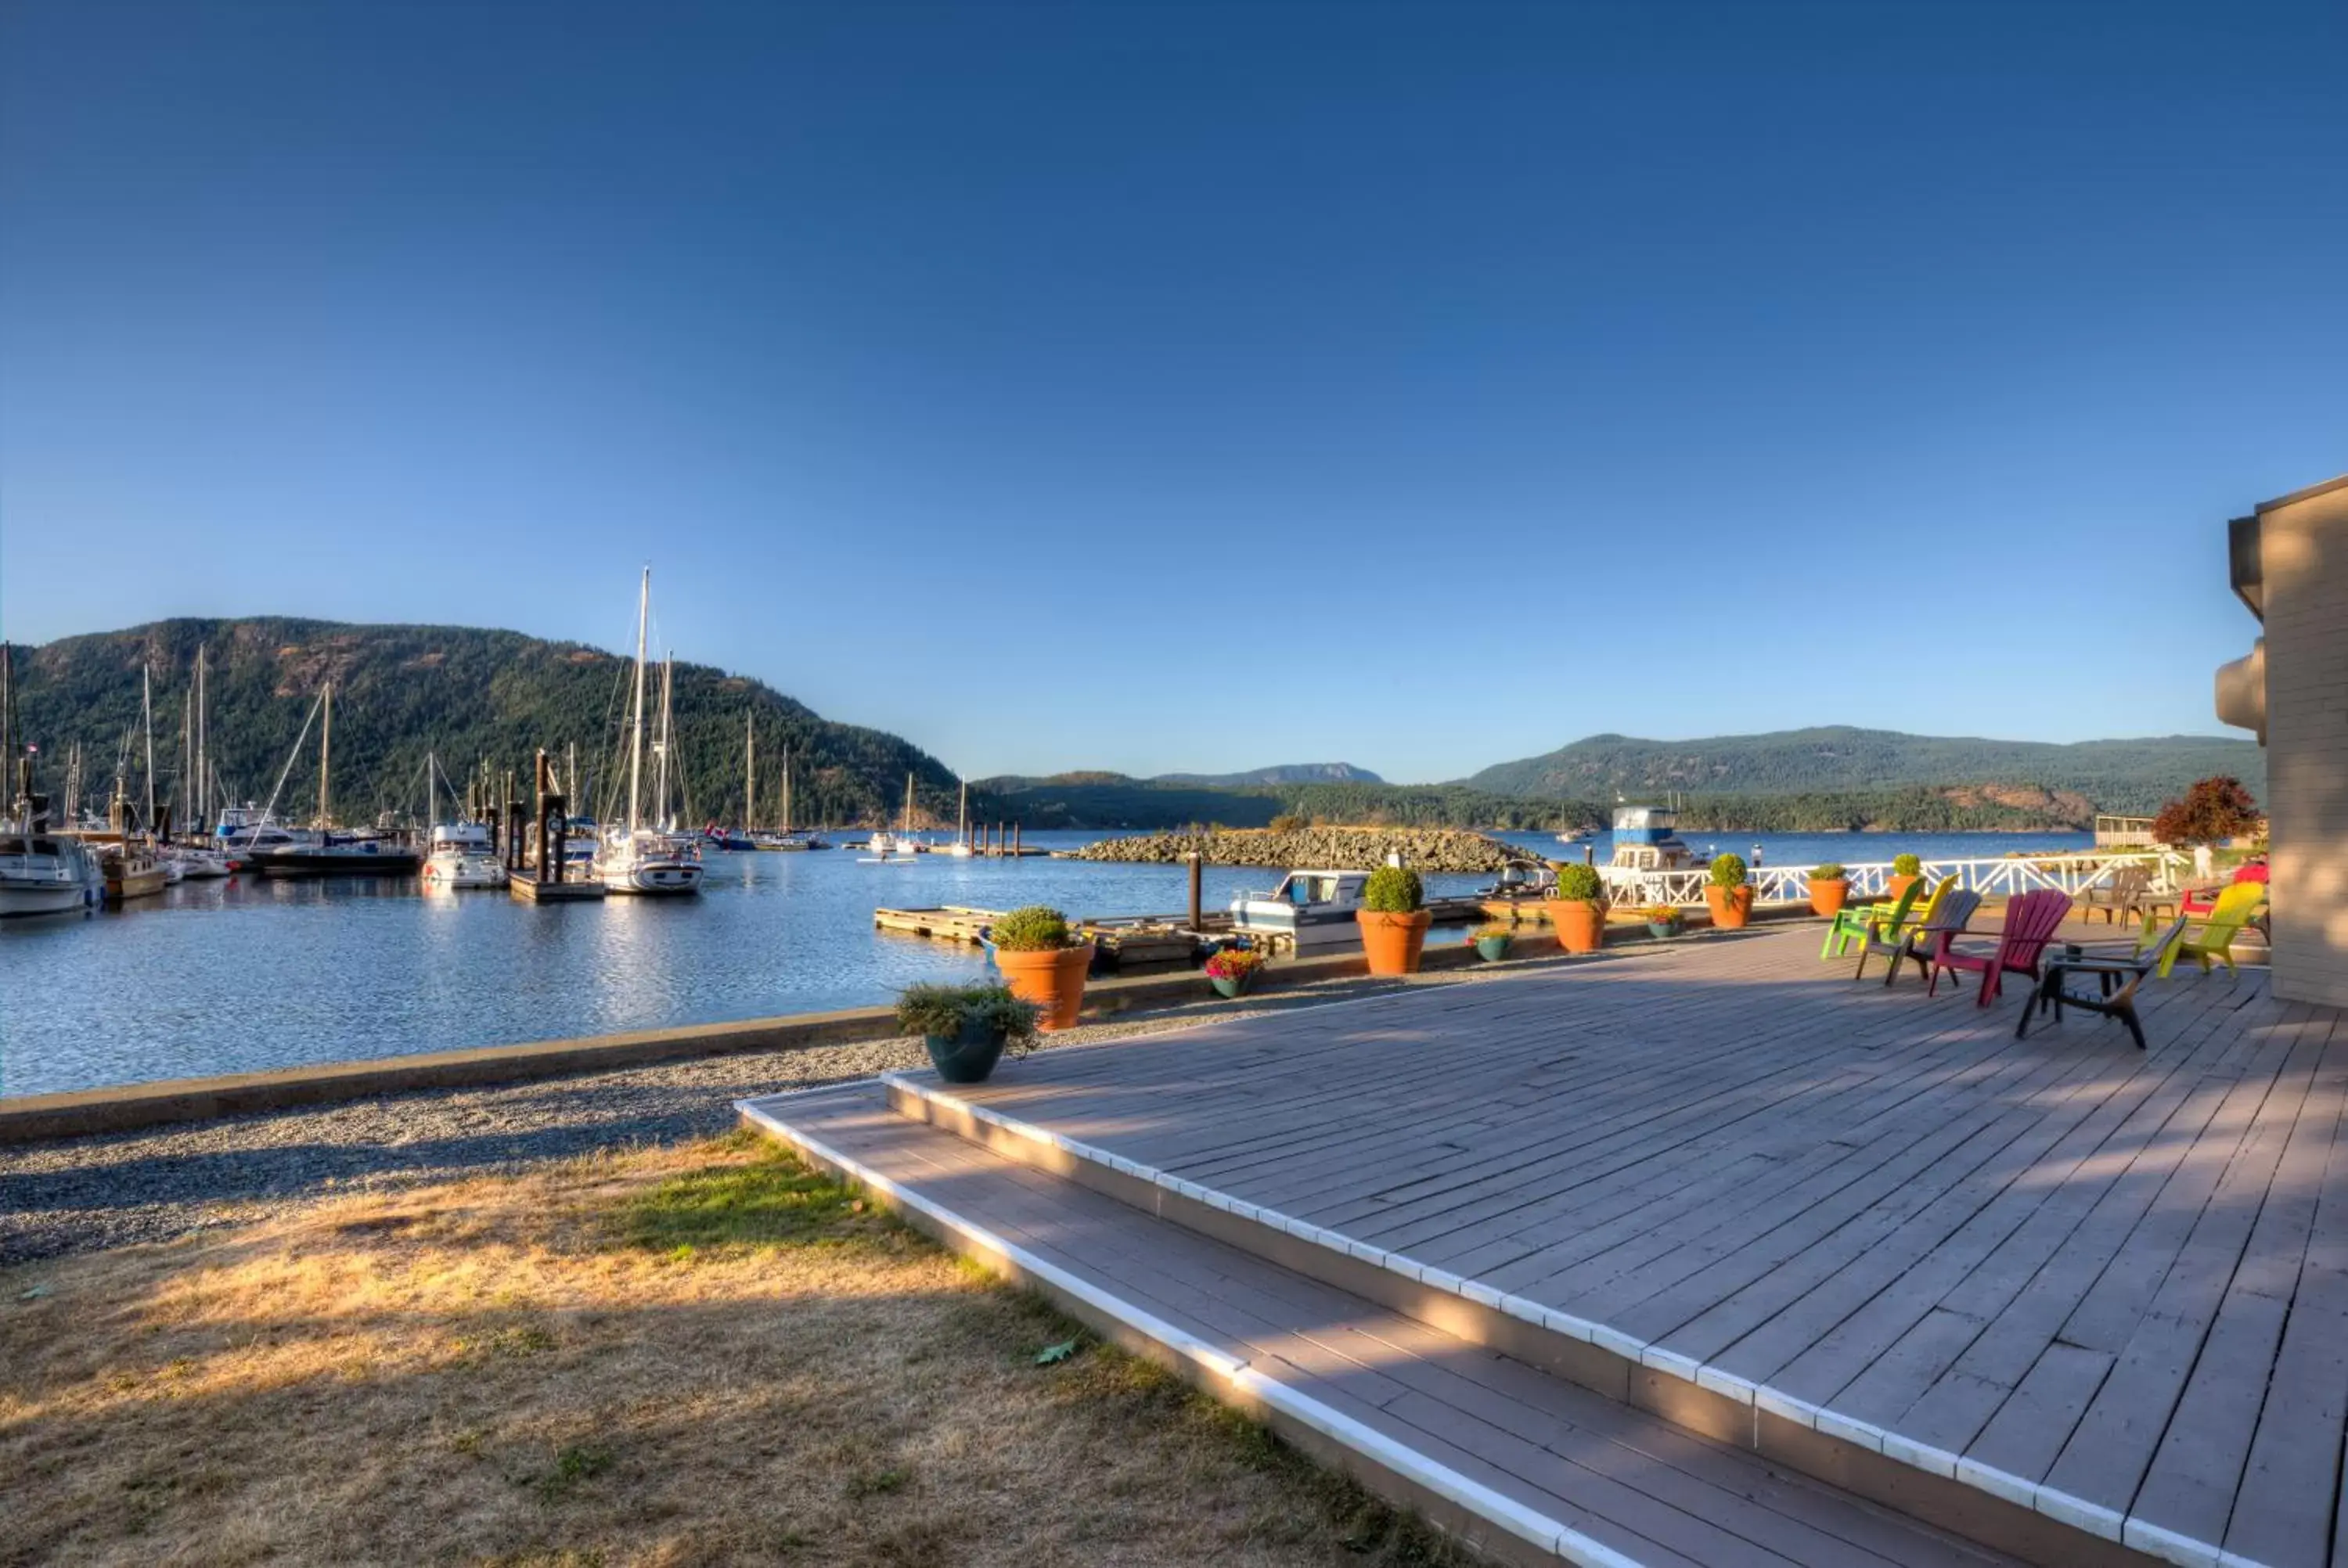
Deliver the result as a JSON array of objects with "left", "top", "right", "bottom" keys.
[
  {"left": 902, "top": 771, "right": 914, "bottom": 836},
  {"left": 655, "top": 651, "right": 675, "bottom": 831},
  {"left": 196, "top": 644, "right": 207, "bottom": 833},
  {"left": 318, "top": 682, "right": 332, "bottom": 827},
  {"left": 957, "top": 780, "right": 967, "bottom": 846},
  {"left": 782, "top": 744, "right": 792, "bottom": 834},
  {"left": 745, "top": 711, "right": 756, "bottom": 832},
  {"left": 142, "top": 663, "right": 156, "bottom": 832},
  {"left": 627, "top": 567, "right": 649, "bottom": 836}
]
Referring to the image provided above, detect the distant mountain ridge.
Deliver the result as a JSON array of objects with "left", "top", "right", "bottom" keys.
[
  {"left": 11, "top": 617, "right": 965, "bottom": 828},
  {"left": 1462, "top": 726, "right": 2263, "bottom": 815},
  {"left": 1153, "top": 762, "right": 1382, "bottom": 786}
]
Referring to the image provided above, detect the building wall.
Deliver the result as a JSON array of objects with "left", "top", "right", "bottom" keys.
[{"left": 2260, "top": 480, "right": 2348, "bottom": 1007}]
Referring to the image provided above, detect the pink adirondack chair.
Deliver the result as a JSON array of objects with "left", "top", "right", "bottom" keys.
[{"left": 1926, "top": 889, "right": 2075, "bottom": 1005}]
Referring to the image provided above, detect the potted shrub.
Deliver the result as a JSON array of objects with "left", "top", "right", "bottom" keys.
[
  {"left": 1888, "top": 853, "right": 1924, "bottom": 904},
  {"left": 1472, "top": 924, "right": 1514, "bottom": 962},
  {"left": 1543, "top": 862, "right": 1608, "bottom": 954},
  {"left": 895, "top": 984, "right": 1039, "bottom": 1084},
  {"left": 1643, "top": 904, "right": 1684, "bottom": 939},
  {"left": 1704, "top": 853, "right": 1755, "bottom": 930},
  {"left": 1356, "top": 865, "right": 1430, "bottom": 975},
  {"left": 1204, "top": 944, "right": 1266, "bottom": 999},
  {"left": 989, "top": 905, "right": 1093, "bottom": 1030},
  {"left": 1809, "top": 863, "right": 1849, "bottom": 918}
]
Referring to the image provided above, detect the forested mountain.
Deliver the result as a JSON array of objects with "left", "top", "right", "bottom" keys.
[
  {"left": 1464, "top": 727, "right": 2263, "bottom": 815},
  {"left": 8, "top": 619, "right": 967, "bottom": 829},
  {"left": 1153, "top": 762, "right": 1385, "bottom": 786}
]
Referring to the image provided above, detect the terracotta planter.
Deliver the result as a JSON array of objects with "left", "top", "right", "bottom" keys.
[
  {"left": 1705, "top": 884, "right": 1756, "bottom": 930},
  {"left": 1810, "top": 879, "right": 1849, "bottom": 918},
  {"left": 1543, "top": 898, "right": 1607, "bottom": 954},
  {"left": 1356, "top": 909, "right": 1431, "bottom": 976},
  {"left": 1887, "top": 873, "right": 1921, "bottom": 904},
  {"left": 995, "top": 943, "right": 1093, "bottom": 1031}
]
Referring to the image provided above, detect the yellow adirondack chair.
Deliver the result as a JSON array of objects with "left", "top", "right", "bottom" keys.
[{"left": 2144, "top": 880, "right": 2265, "bottom": 977}]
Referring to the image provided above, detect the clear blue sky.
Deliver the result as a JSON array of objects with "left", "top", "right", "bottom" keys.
[{"left": 3, "top": 1, "right": 2341, "bottom": 783}]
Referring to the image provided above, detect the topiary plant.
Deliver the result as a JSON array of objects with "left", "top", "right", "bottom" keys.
[
  {"left": 990, "top": 905, "right": 1072, "bottom": 951},
  {"left": 1892, "top": 853, "right": 1921, "bottom": 877},
  {"left": 1811, "top": 863, "right": 1847, "bottom": 882},
  {"left": 1709, "top": 853, "right": 1748, "bottom": 889},
  {"left": 895, "top": 984, "right": 1040, "bottom": 1047},
  {"left": 1362, "top": 865, "right": 1423, "bottom": 912},
  {"left": 1554, "top": 862, "right": 1604, "bottom": 902}
]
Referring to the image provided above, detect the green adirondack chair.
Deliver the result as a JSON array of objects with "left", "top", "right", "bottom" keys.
[
  {"left": 2145, "top": 879, "right": 2266, "bottom": 978},
  {"left": 1823, "top": 875, "right": 1930, "bottom": 960}
]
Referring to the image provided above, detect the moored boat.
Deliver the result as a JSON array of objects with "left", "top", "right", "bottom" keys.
[
  {"left": 255, "top": 830, "right": 422, "bottom": 877},
  {"left": 421, "top": 822, "right": 508, "bottom": 889},
  {"left": 1230, "top": 869, "right": 1373, "bottom": 950},
  {"left": 592, "top": 569, "right": 704, "bottom": 897}
]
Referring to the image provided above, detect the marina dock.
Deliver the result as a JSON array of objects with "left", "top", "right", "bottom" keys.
[{"left": 508, "top": 872, "right": 607, "bottom": 902}]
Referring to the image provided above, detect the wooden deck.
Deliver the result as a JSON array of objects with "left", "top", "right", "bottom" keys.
[
  {"left": 895, "top": 925, "right": 2346, "bottom": 1568},
  {"left": 747, "top": 1080, "right": 2019, "bottom": 1568}
]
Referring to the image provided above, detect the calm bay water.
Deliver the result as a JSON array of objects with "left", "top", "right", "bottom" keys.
[{"left": 1, "top": 828, "right": 2090, "bottom": 1097}]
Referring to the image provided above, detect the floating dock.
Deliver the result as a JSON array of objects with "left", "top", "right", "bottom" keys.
[{"left": 510, "top": 873, "right": 607, "bottom": 902}]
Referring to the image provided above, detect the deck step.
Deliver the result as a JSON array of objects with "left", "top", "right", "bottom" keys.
[
  {"left": 881, "top": 1067, "right": 2173, "bottom": 1568},
  {"left": 740, "top": 1081, "right": 2018, "bottom": 1568}
]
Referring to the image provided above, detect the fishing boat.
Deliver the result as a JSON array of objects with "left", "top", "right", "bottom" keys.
[
  {"left": 252, "top": 685, "right": 421, "bottom": 876},
  {"left": 0, "top": 654, "right": 102, "bottom": 915},
  {"left": 0, "top": 825, "right": 99, "bottom": 916},
  {"left": 1229, "top": 869, "right": 1373, "bottom": 951},
  {"left": 421, "top": 822, "right": 508, "bottom": 889},
  {"left": 99, "top": 837, "right": 168, "bottom": 903},
  {"left": 593, "top": 570, "right": 704, "bottom": 897}
]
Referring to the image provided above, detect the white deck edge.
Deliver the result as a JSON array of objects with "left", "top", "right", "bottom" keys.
[
  {"left": 876, "top": 1072, "right": 2266, "bottom": 1568},
  {"left": 735, "top": 1093, "right": 1645, "bottom": 1568}
]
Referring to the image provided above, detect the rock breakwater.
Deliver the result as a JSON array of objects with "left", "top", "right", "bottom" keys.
[{"left": 1068, "top": 826, "right": 1528, "bottom": 874}]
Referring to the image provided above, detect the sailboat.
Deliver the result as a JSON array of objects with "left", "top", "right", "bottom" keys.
[
  {"left": 940, "top": 779, "right": 975, "bottom": 856},
  {"left": 160, "top": 649, "right": 229, "bottom": 878},
  {"left": 592, "top": 570, "right": 704, "bottom": 896},
  {"left": 420, "top": 753, "right": 507, "bottom": 889},
  {"left": 750, "top": 740, "right": 823, "bottom": 850},
  {"left": 860, "top": 772, "right": 924, "bottom": 862},
  {"left": 255, "top": 684, "right": 422, "bottom": 876}
]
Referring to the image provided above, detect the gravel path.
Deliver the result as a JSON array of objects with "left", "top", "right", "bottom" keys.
[{"left": 0, "top": 962, "right": 1548, "bottom": 1268}]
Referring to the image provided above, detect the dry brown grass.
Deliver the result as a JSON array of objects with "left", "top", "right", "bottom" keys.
[{"left": 2, "top": 1131, "right": 1460, "bottom": 1567}]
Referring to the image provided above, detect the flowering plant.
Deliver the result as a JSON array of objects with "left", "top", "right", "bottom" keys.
[
  {"left": 1205, "top": 947, "right": 1266, "bottom": 982},
  {"left": 1474, "top": 923, "right": 1514, "bottom": 941},
  {"left": 1641, "top": 905, "right": 1684, "bottom": 927}
]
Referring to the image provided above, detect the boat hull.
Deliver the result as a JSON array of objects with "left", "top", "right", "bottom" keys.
[
  {"left": 257, "top": 851, "right": 423, "bottom": 877},
  {"left": 607, "top": 863, "right": 703, "bottom": 894},
  {"left": 0, "top": 880, "right": 93, "bottom": 917},
  {"left": 104, "top": 867, "right": 169, "bottom": 902}
]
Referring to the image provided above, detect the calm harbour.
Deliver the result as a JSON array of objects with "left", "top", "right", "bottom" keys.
[{"left": 2, "top": 828, "right": 2091, "bottom": 1097}]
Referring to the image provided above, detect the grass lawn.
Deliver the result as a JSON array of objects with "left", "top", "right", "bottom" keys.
[{"left": 2, "top": 1130, "right": 1460, "bottom": 1567}]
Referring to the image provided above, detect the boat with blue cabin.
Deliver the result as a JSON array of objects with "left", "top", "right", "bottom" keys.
[{"left": 1229, "top": 869, "right": 1373, "bottom": 951}]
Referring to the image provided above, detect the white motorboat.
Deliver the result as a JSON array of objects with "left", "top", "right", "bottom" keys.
[
  {"left": 0, "top": 794, "right": 101, "bottom": 917},
  {"left": 592, "top": 569, "right": 703, "bottom": 897},
  {"left": 421, "top": 822, "right": 508, "bottom": 889},
  {"left": 1229, "top": 869, "right": 1373, "bottom": 951},
  {"left": 161, "top": 845, "right": 232, "bottom": 879},
  {"left": 1596, "top": 804, "right": 1699, "bottom": 900}
]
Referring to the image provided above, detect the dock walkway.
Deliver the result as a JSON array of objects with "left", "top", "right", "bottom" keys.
[{"left": 755, "top": 924, "right": 2346, "bottom": 1568}]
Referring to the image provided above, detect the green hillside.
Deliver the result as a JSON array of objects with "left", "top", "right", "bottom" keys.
[
  {"left": 9, "top": 619, "right": 967, "bottom": 829},
  {"left": 970, "top": 773, "right": 1595, "bottom": 832},
  {"left": 1463, "top": 726, "right": 2263, "bottom": 815}
]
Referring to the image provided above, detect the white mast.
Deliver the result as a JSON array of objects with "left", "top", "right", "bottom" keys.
[
  {"left": 194, "top": 644, "right": 207, "bottom": 833},
  {"left": 626, "top": 567, "right": 649, "bottom": 837},
  {"left": 318, "top": 682, "right": 332, "bottom": 828},
  {"left": 781, "top": 743, "right": 792, "bottom": 834},
  {"left": 141, "top": 663, "right": 156, "bottom": 832},
  {"left": 745, "top": 711, "right": 756, "bottom": 833},
  {"left": 957, "top": 779, "right": 967, "bottom": 847},
  {"left": 654, "top": 650, "right": 675, "bottom": 831},
  {"left": 902, "top": 771, "right": 914, "bottom": 836}
]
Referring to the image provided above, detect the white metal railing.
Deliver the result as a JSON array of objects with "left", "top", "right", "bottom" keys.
[{"left": 1597, "top": 851, "right": 2187, "bottom": 909}]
